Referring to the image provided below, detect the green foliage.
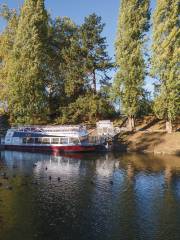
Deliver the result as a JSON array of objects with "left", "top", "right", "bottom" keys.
[
  {"left": 47, "top": 17, "right": 78, "bottom": 120},
  {"left": 48, "top": 13, "right": 113, "bottom": 122},
  {"left": 0, "top": 4, "right": 16, "bottom": 20},
  {"left": 38, "top": 12, "right": 114, "bottom": 123},
  {"left": 0, "top": 0, "right": 160, "bottom": 123},
  {"left": 113, "top": 0, "right": 150, "bottom": 119},
  {"left": 61, "top": 13, "right": 113, "bottom": 98},
  {"left": 61, "top": 30, "right": 86, "bottom": 97},
  {"left": 6, "top": 0, "right": 49, "bottom": 124},
  {"left": 137, "top": 91, "right": 153, "bottom": 117},
  {"left": 0, "top": 112, "right": 10, "bottom": 137},
  {"left": 0, "top": 5, "right": 18, "bottom": 102},
  {"left": 80, "top": 13, "right": 113, "bottom": 92},
  {"left": 0, "top": 4, "right": 121, "bottom": 125},
  {"left": 151, "top": 0, "right": 180, "bottom": 122},
  {"left": 57, "top": 93, "right": 116, "bottom": 124}
]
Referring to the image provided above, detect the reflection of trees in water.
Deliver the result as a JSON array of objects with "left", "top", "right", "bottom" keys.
[
  {"left": 0, "top": 151, "right": 180, "bottom": 239},
  {"left": 164, "top": 166, "right": 172, "bottom": 185},
  {"left": 117, "top": 153, "right": 180, "bottom": 183},
  {"left": 1, "top": 151, "right": 180, "bottom": 182},
  {"left": 157, "top": 173, "right": 180, "bottom": 239},
  {"left": 0, "top": 171, "right": 35, "bottom": 239},
  {"left": 116, "top": 153, "right": 180, "bottom": 239}
]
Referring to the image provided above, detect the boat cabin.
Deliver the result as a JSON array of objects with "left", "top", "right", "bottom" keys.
[{"left": 5, "top": 125, "right": 89, "bottom": 146}]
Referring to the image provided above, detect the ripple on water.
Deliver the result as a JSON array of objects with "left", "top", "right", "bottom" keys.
[{"left": 0, "top": 151, "right": 180, "bottom": 240}]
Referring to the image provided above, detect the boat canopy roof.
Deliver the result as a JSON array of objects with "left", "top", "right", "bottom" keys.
[
  {"left": 7, "top": 125, "right": 88, "bottom": 138},
  {"left": 10, "top": 125, "right": 86, "bottom": 131}
]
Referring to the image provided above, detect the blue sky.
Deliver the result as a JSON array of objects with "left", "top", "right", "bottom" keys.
[{"left": 0, "top": 0, "right": 156, "bottom": 92}]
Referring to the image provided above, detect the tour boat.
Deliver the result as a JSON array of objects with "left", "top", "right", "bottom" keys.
[{"left": 4, "top": 125, "right": 98, "bottom": 153}]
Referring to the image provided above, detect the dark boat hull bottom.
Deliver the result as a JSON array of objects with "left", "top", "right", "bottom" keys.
[{"left": 4, "top": 145, "right": 98, "bottom": 153}]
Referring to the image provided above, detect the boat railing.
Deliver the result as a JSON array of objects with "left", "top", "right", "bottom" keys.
[
  {"left": 88, "top": 136, "right": 106, "bottom": 145},
  {"left": 10, "top": 125, "right": 87, "bottom": 133},
  {"left": 96, "top": 120, "right": 121, "bottom": 138}
]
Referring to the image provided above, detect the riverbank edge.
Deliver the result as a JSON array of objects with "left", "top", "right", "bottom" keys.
[
  {"left": 0, "top": 131, "right": 179, "bottom": 156},
  {"left": 114, "top": 131, "right": 180, "bottom": 156}
]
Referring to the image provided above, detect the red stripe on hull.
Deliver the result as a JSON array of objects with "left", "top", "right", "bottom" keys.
[{"left": 4, "top": 144, "right": 96, "bottom": 153}]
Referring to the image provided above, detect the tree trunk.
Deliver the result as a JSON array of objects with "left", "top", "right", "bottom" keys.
[
  {"left": 92, "top": 70, "right": 96, "bottom": 93},
  {"left": 128, "top": 116, "right": 135, "bottom": 131},
  {"left": 166, "top": 120, "right": 173, "bottom": 133}
]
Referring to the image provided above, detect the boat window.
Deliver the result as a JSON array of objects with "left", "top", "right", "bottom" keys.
[
  {"left": 80, "top": 136, "right": 88, "bottom": 143},
  {"left": 42, "top": 138, "right": 50, "bottom": 144},
  {"left": 22, "top": 138, "right": 26, "bottom": 144},
  {"left": 35, "top": 138, "right": 42, "bottom": 144},
  {"left": 26, "top": 137, "right": 34, "bottom": 144},
  {"left": 60, "top": 138, "right": 68, "bottom": 144},
  {"left": 13, "top": 137, "right": 19, "bottom": 143},
  {"left": 69, "top": 138, "right": 79, "bottom": 144},
  {"left": 51, "top": 138, "right": 59, "bottom": 144}
]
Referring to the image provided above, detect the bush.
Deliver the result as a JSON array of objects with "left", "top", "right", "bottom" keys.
[{"left": 56, "top": 93, "right": 116, "bottom": 124}]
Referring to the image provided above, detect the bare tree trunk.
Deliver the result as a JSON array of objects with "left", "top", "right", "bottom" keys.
[
  {"left": 132, "top": 117, "right": 135, "bottom": 129},
  {"left": 166, "top": 120, "right": 173, "bottom": 133},
  {"left": 128, "top": 116, "right": 135, "bottom": 131}
]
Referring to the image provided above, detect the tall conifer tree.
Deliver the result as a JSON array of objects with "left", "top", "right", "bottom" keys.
[
  {"left": 114, "top": 0, "right": 150, "bottom": 130},
  {"left": 152, "top": 0, "right": 180, "bottom": 133},
  {"left": 80, "top": 13, "right": 113, "bottom": 93},
  {"left": 7, "top": 0, "right": 48, "bottom": 123},
  {"left": 0, "top": 5, "right": 18, "bottom": 107},
  {"left": 47, "top": 17, "right": 77, "bottom": 120}
]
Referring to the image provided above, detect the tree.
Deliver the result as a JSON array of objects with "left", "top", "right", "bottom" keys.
[
  {"left": 56, "top": 14, "right": 114, "bottom": 123},
  {"left": 6, "top": 0, "right": 49, "bottom": 124},
  {"left": 151, "top": 0, "right": 180, "bottom": 133},
  {"left": 47, "top": 17, "right": 78, "bottom": 120},
  {"left": 80, "top": 13, "right": 113, "bottom": 93},
  {"left": 5, "top": 0, "right": 48, "bottom": 123},
  {"left": 137, "top": 90, "right": 153, "bottom": 117},
  {"left": 61, "top": 28, "right": 86, "bottom": 98},
  {"left": 0, "top": 5, "right": 18, "bottom": 106},
  {"left": 0, "top": 4, "right": 115, "bottom": 124},
  {"left": 61, "top": 13, "right": 113, "bottom": 98},
  {"left": 57, "top": 93, "right": 116, "bottom": 124},
  {"left": 113, "top": 0, "right": 150, "bottom": 131}
]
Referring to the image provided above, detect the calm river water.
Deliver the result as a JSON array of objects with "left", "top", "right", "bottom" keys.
[{"left": 0, "top": 151, "right": 180, "bottom": 240}]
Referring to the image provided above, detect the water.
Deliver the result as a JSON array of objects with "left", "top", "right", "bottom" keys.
[{"left": 0, "top": 151, "right": 180, "bottom": 240}]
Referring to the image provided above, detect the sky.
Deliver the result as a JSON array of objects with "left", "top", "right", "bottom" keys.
[{"left": 0, "top": 0, "right": 156, "bottom": 92}]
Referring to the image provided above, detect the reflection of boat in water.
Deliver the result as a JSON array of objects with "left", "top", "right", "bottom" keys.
[
  {"left": 0, "top": 151, "right": 117, "bottom": 175},
  {"left": 1, "top": 150, "right": 180, "bottom": 184},
  {"left": 1, "top": 151, "right": 82, "bottom": 173},
  {"left": 0, "top": 151, "right": 108, "bottom": 177},
  {"left": 3, "top": 125, "right": 105, "bottom": 153}
]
